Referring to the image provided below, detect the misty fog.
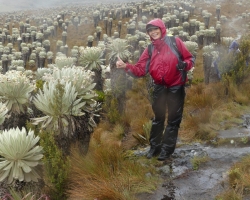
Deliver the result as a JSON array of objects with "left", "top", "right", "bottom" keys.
[{"left": 0, "top": 0, "right": 143, "bottom": 13}]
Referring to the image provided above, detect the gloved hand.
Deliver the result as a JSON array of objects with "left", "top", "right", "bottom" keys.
[
  {"left": 176, "top": 61, "right": 187, "bottom": 71},
  {"left": 176, "top": 61, "right": 188, "bottom": 82}
]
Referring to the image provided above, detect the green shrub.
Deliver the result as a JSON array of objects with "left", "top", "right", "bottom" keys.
[
  {"left": 103, "top": 95, "right": 121, "bottom": 124},
  {"left": 40, "top": 131, "right": 69, "bottom": 200},
  {"left": 95, "top": 90, "right": 106, "bottom": 102}
]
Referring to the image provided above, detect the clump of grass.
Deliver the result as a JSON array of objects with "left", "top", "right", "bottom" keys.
[
  {"left": 90, "top": 121, "right": 122, "bottom": 147},
  {"left": 215, "top": 189, "right": 242, "bottom": 200},
  {"left": 191, "top": 155, "right": 210, "bottom": 170},
  {"left": 185, "top": 84, "right": 219, "bottom": 109},
  {"left": 180, "top": 107, "right": 215, "bottom": 141},
  {"left": 216, "top": 155, "right": 250, "bottom": 199},
  {"left": 228, "top": 156, "right": 250, "bottom": 191},
  {"left": 222, "top": 80, "right": 250, "bottom": 105},
  {"left": 103, "top": 96, "right": 121, "bottom": 124},
  {"left": 67, "top": 142, "right": 159, "bottom": 199}
]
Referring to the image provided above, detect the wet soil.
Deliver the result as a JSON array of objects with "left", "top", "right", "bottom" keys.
[{"left": 136, "top": 117, "right": 250, "bottom": 200}]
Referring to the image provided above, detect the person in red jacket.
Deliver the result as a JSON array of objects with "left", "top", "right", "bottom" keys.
[{"left": 116, "top": 18, "right": 195, "bottom": 161}]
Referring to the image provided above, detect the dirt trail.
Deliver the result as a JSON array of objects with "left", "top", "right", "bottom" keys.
[{"left": 136, "top": 115, "right": 250, "bottom": 200}]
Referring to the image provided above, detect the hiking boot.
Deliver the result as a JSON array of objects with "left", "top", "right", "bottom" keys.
[
  {"left": 157, "top": 149, "right": 171, "bottom": 161},
  {"left": 146, "top": 146, "right": 161, "bottom": 159}
]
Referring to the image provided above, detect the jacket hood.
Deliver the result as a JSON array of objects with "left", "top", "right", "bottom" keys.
[{"left": 146, "top": 18, "right": 167, "bottom": 41}]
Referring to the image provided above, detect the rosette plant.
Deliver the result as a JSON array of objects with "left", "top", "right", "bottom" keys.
[
  {"left": 9, "top": 60, "right": 23, "bottom": 71},
  {"left": 184, "top": 41, "right": 199, "bottom": 58},
  {"left": 41, "top": 66, "right": 100, "bottom": 134},
  {"left": 184, "top": 41, "right": 198, "bottom": 84},
  {"left": 47, "top": 51, "right": 53, "bottom": 64},
  {"left": 87, "top": 35, "right": 94, "bottom": 47},
  {"left": 31, "top": 66, "right": 95, "bottom": 135},
  {"left": 221, "top": 37, "right": 234, "bottom": 48},
  {"left": 79, "top": 46, "right": 105, "bottom": 91},
  {"left": 202, "top": 43, "right": 218, "bottom": 84},
  {"left": 38, "top": 51, "right": 46, "bottom": 68},
  {"left": 0, "top": 127, "right": 43, "bottom": 184},
  {"left": 54, "top": 56, "right": 75, "bottom": 69},
  {"left": 35, "top": 66, "right": 52, "bottom": 81},
  {"left": 0, "top": 102, "right": 8, "bottom": 125},
  {"left": 107, "top": 38, "right": 131, "bottom": 114},
  {"left": 0, "top": 70, "right": 35, "bottom": 114},
  {"left": 71, "top": 46, "right": 79, "bottom": 57},
  {"left": 216, "top": 5, "right": 221, "bottom": 20},
  {"left": 32, "top": 80, "right": 86, "bottom": 136},
  {"left": 42, "top": 66, "right": 96, "bottom": 103}
]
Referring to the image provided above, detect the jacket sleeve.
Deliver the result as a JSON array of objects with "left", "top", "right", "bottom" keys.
[
  {"left": 175, "top": 37, "right": 195, "bottom": 71},
  {"left": 125, "top": 47, "right": 151, "bottom": 77}
]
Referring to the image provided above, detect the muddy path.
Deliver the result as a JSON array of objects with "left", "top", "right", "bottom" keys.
[
  {"left": 136, "top": 143, "right": 250, "bottom": 200},
  {"left": 136, "top": 115, "right": 250, "bottom": 200}
]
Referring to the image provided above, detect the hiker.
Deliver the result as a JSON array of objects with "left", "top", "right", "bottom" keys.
[
  {"left": 116, "top": 18, "right": 195, "bottom": 161},
  {"left": 228, "top": 39, "right": 240, "bottom": 54}
]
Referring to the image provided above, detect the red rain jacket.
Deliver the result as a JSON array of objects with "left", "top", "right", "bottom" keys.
[{"left": 125, "top": 18, "right": 195, "bottom": 87}]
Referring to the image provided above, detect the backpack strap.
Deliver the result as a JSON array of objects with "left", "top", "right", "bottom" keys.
[
  {"left": 148, "top": 43, "right": 152, "bottom": 58},
  {"left": 146, "top": 43, "right": 154, "bottom": 73},
  {"left": 168, "top": 36, "right": 187, "bottom": 82},
  {"left": 168, "top": 36, "right": 183, "bottom": 62}
]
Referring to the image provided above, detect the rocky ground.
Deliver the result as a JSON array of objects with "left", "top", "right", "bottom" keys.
[{"left": 135, "top": 114, "right": 250, "bottom": 200}]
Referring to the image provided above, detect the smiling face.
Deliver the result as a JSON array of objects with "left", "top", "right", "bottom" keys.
[{"left": 147, "top": 27, "right": 162, "bottom": 40}]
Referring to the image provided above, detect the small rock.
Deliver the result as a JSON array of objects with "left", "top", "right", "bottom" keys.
[{"left": 157, "top": 165, "right": 171, "bottom": 175}]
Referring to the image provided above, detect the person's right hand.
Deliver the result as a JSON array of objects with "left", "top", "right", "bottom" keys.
[{"left": 116, "top": 56, "right": 126, "bottom": 68}]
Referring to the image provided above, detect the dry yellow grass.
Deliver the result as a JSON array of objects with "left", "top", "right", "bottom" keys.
[
  {"left": 67, "top": 141, "right": 159, "bottom": 200},
  {"left": 218, "top": 155, "right": 250, "bottom": 199}
]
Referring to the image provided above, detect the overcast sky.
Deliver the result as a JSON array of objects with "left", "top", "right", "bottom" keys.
[{"left": 0, "top": 0, "right": 136, "bottom": 13}]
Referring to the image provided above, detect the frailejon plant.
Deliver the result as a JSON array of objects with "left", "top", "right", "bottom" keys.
[
  {"left": 79, "top": 46, "right": 105, "bottom": 91},
  {"left": 79, "top": 47, "right": 105, "bottom": 71},
  {"left": 0, "top": 127, "right": 43, "bottom": 184},
  {"left": 107, "top": 38, "right": 131, "bottom": 63},
  {"left": 54, "top": 55, "right": 75, "bottom": 69},
  {"left": 0, "top": 71, "right": 35, "bottom": 114},
  {"left": 184, "top": 41, "right": 199, "bottom": 57},
  {"left": 221, "top": 37, "right": 234, "bottom": 48},
  {"left": 184, "top": 41, "right": 198, "bottom": 84},
  {"left": 32, "top": 81, "right": 85, "bottom": 136},
  {"left": 41, "top": 66, "right": 100, "bottom": 131},
  {"left": 0, "top": 102, "right": 8, "bottom": 125},
  {"left": 35, "top": 68, "right": 52, "bottom": 81},
  {"left": 202, "top": 43, "right": 219, "bottom": 84},
  {"left": 42, "top": 66, "right": 96, "bottom": 103},
  {"left": 107, "top": 38, "right": 131, "bottom": 115}
]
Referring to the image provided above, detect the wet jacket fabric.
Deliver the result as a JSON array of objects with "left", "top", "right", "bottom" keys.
[{"left": 125, "top": 18, "right": 195, "bottom": 87}]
